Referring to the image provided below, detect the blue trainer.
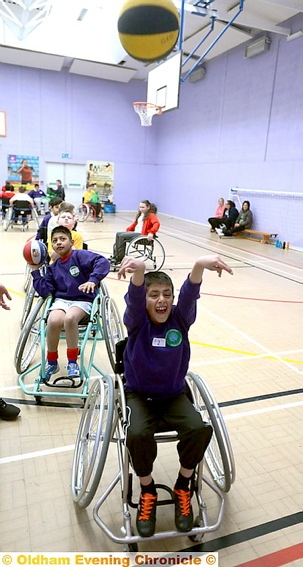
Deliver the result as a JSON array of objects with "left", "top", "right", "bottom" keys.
[
  {"left": 44, "top": 361, "right": 59, "bottom": 382},
  {"left": 67, "top": 361, "right": 80, "bottom": 378}
]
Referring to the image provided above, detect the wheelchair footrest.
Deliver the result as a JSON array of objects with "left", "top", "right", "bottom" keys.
[
  {"left": 42, "top": 375, "right": 84, "bottom": 389},
  {"left": 127, "top": 480, "right": 174, "bottom": 509}
]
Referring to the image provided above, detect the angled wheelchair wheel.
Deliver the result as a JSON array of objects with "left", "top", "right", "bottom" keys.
[
  {"left": 186, "top": 371, "right": 235, "bottom": 493},
  {"left": 100, "top": 280, "right": 109, "bottom": 299},
  {"left": 71, "top": 376, "right": 114, "bottom": 508},
  {"left": 101, "top": 295, "right": 125, "bottom": 372},
  {"left": 15, "top": 296, "right": 47, "bottom": 374},
  {"left": 31, "top": 207, "right": 40, "bottom": 230},
  {"left": 76, "top": 204, "right": 89, "bottom": 222},
  {"left": 126, "top": 235, "right": 165, "bottom": 271},
  {"left": 20, "top": 281, "right": 35, "bottom": 329},
  {"left": 3, "top": 207, "right": 12, "bottom": 231},
  {"left": 23, "top": 263, "right": 32, "bottom": 292}
]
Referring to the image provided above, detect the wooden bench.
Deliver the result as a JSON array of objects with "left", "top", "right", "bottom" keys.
[{"left": 236, "top": 229, "right": 278, "bottom": 244}]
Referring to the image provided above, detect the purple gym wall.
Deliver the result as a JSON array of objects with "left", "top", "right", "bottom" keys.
[
  {"left": 0, "top": 64, "right": 153, "bottom": 211},
  {"left": 0, "top": 12, "right": 303, "bottom": 246},
  {"left": 155, "top": 13, "right": 303, "bottom": 247}
]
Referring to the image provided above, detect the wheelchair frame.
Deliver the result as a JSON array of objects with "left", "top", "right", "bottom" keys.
[
  {"left": 71, "top": 370, "right": 235, "bottom": 549},
  {"left": 3, "top": 202, "right": 39, "bottom": 232},
  {"left": 17, "top": 282, "right": 125, "bottom": 401},
  {"left": 111, "top": 235, "right": 165, "bottom": 273},
  {"left": 76, "top": 203, "right": 103, "bottom": 223}
]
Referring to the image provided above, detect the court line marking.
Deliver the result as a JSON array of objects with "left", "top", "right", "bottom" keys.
[
  {"left": 200, "top": 305, "right": 303, "bottom": 376},
  {"left": 233, "top": 542, "right": 303, "bottom": 567},
  {"left": 1, "top": 399, "right": 303, "bottom": 465}
]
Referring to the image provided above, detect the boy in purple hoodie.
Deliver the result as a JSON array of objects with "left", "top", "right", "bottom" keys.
[
  {"left": 31, "top": 226, "right": 110, "bottom": 380},
  {"left": 117, "top": 254, "right": 233, "bottom": 538}
]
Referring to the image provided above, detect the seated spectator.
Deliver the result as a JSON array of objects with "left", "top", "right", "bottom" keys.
[
  {"left": 210, "top": 200, "right": 238, "bottom": 232},
  {"left": 10, "top": 185, "right": 34, "bottom": 207},
  {"left": 216, "top": 200, "right": 252, "bottom": 237},
  {"left": 1, "top": 182, "right": 15, "bottom": 217},
  {"left": 9, "top": 186, "right": 34, "bottom": 225},
  {"left": 1, "top": 181, "right": 15, "bottom": 197},
  {"left": 208, "top": 198, "right": 226, "bottom": 232},
  {"left": 28, "top": 184, "right": 49, "bottom": 214},
  {"left": 108, "top": 200, "right": 160, "bottom": 266}
]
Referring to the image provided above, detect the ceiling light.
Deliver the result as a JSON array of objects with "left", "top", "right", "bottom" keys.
[{"left": 244, "top": 36, "right": 271, "bottom": 59}]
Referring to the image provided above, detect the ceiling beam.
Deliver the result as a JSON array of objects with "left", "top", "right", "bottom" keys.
[
  {"left": 261, "top": 0, "right": 303, "bottom": 11},
  {"left": 218, "top": 6, "right": 291, "bottom": 35}
]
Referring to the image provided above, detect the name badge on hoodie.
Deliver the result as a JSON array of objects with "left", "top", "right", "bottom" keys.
[{"left": 152, "top": 337, "right": 166, "bottom": 347}]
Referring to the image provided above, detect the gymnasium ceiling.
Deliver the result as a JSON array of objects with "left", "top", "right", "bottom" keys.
[{"left": 0, "top": 0, "right": 302, "bottom": 84}]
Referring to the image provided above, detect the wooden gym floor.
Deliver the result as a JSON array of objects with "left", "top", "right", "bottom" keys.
[{"left": 0, "top": 211, "right": 302, "bottom": 566}]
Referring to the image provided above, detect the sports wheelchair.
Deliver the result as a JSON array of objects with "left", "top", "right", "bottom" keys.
[
  {"left": 17, "top": 282, "right": 125, "bottom": 402},
  {"left": 3, "top": 201, "right": 39, "bottom": 232},
  {"left": 71, "top": 343, "right": 235, "bottom": 550},
  {"left": 20, "top": 238, "right": 88, "bottom": 331},
  {"left": 76, "top": 203, "right": 103, "bottom": 223},
  {"left": 111, "top": 234, "right": 165, "bottom": 273}
]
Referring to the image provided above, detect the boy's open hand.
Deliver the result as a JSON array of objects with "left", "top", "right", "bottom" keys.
[
  {"left": 117, "top": 257, "right": 145, "bottom": 280},
  {"left": 198, "top": 255, "right": 233, "bottom": 277},
  {"left": 0, "top": 284, "right": 12, "bottom": 310},
  {"left": 78, "top": 281, "right": 96, "bottom": 293}
]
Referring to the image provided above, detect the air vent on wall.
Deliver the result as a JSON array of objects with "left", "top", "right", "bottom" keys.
[{"left": 244, "top": 35, "right": 271, "bottom": 58}]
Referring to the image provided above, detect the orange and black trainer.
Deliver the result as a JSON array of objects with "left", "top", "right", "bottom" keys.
[
  {"left": 173, "top": 488, "right": 193, "bottom": 532},
  {"left": 136, "top": 492, "right": 158, "bottom": 537}
]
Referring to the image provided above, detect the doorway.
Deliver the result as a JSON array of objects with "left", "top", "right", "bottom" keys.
[{"left": 45, "top": 163, "right": 86, "bottom": 206}]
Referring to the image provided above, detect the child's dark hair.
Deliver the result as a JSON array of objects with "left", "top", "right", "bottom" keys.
[
  {"left": 144, "top": 271, "right": 174, "bottom": 296},
  {"left": 134, "top": 199, "right": 157, "bottom": 222},
  {"left": 49, "top": 197, "right": 62, "bottom": 207},
  {"left": 51, "top": 226, "right": 72, "bottom": 240}
]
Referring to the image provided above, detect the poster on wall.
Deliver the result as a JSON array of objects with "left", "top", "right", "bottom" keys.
[
  {"left": 86, "top": 160, "right": 114, "bottom": 203},
  {"left": 7, "top": 154, "right": 40, "bottom": 189}
]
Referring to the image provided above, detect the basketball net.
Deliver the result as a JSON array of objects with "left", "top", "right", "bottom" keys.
[{"left": 133, "top": 102, "right": 163, "bottom": 127}]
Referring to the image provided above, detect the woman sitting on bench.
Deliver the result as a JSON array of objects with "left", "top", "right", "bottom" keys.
[{"left": 216, "top": 200, "right": 252, "bottom": 237}]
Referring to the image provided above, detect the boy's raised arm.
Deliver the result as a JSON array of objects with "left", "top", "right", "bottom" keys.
[
  {"left": 189, "top": 254, "right": 233, "bottom": 284},
  {"left": 117, "top": 257, "right": 145, "bottom": 286}
]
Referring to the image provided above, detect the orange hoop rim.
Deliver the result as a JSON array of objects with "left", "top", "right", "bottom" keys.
[{"left": 133, "top": 102, "right": 163, "bottom": 115}]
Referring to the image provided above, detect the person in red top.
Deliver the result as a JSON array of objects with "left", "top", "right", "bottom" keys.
[
  {"left": 17, "top": 159, "right": 36, "bottom": 185},
  {"left": 1, "top": 181, "right": 15, "bottom": 199},
  {"left": 1, "top": 181, "right": 15, "bottom": 217},
  {"left": 109, "top": 200, "right": 160, "bottom": 266}
]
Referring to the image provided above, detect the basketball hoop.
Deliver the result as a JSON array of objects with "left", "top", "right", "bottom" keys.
[{"left": 133, "top": 102, "right": 163, "bottom": 127}]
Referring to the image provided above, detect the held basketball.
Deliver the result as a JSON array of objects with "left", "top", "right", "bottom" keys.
[
  {"left": 118, "top": 0, "right": 180, "bottom": 63},
  {"left": 23, "top": 240, "right": 47, "bottom": 266}
]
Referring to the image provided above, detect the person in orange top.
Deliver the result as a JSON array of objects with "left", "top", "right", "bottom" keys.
[
  {"left": 1, "top": 181, "right": 15, "bottom": 198},
  {"left": 17, "top": 159, "right": 36, "bottom": 185},
  {"left": 109, "top": 200, "right": 160, "bottom": 266}
]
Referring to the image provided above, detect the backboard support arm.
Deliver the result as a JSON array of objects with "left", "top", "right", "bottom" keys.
[{"left": 178, "top": 0, "right": 245, "bottom": 83}]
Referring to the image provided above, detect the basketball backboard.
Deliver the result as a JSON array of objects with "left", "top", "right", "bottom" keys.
[{"left": 147, "top": 50, "right": 182, "bottom": 113}]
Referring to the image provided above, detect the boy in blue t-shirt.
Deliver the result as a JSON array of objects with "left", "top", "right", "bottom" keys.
[
  {"left": 31, "top": 226, "right": 110, "bottom": 380},
  {"left": 117, "top": 254, "right": 233, "bottom": 538}
]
